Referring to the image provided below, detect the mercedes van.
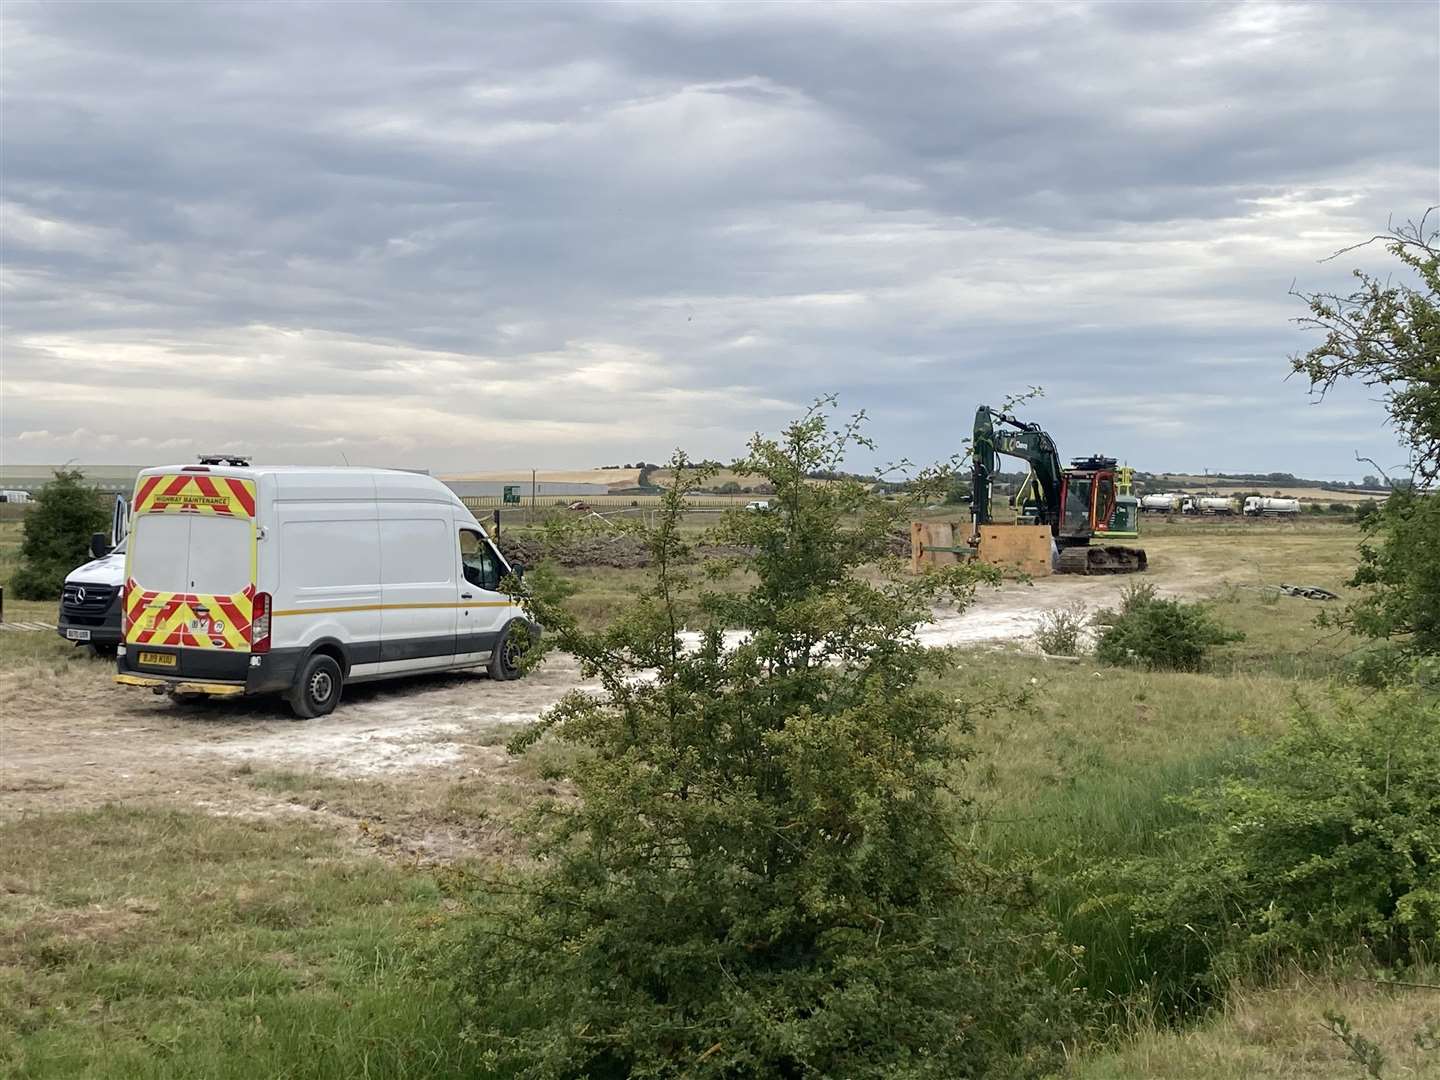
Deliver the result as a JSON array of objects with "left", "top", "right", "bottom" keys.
[
  {"left": 57, "top": 494, "right": 130, "bottom": 654},
  {"left": 115, "top": 460, "right": 537, "bottom": 717}
]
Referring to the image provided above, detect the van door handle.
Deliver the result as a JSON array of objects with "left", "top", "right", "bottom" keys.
[{"left": 461, "top": 593, "right": 473, "bottom": 599}]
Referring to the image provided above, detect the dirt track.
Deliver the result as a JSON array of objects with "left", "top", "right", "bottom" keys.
[{"left": 1, "top": 554, "right": 1211, "bottom": 842}]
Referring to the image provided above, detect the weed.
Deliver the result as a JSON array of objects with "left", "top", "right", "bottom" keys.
[
  {"left": 1322, "top": 1009, "right": 1387, "bottom": 1078},
  {"left": 1034, "top": 602, "right": 1089, "bottom": 656}
]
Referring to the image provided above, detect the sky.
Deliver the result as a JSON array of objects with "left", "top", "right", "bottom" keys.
[{"left": 2, "top": 1, "right": 1437, "bottom": 480}]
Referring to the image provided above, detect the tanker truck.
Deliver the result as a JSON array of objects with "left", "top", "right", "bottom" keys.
[
  {"left": 1196, "top": 496, "right": 1237, "bottom": 515},
  {"left": 1138, "top": 493, "right": 1180, "bottom": 513},
  {"left": 1243, "top": 496, "right": 1300, "bottom": 517}
]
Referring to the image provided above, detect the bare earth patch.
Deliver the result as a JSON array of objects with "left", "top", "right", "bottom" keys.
[{"left": 1, "top": 553, "right": 1211, "bottom": 856}]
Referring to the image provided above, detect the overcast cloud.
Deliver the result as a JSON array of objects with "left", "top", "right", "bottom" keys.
[{"left": 2, "top": 1, "right": 1436, "bottom": 477}]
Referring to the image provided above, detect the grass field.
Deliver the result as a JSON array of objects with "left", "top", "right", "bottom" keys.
[{"left": 5, "top": 517, "right": 1433, "bottom": 1078}]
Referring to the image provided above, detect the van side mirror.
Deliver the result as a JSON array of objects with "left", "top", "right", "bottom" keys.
[
  {"left": 90, "top": 533, "right": 113, "bottom": 559},
  {"left": 511, "top": 563, "right": 526, "bottom": 580}
]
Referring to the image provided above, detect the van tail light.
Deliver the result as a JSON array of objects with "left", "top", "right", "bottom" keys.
[
  {"left": 120, "top": 584, "right": 130, "bottom": 634},
  {"left": 251, "top": 592, "right": 272, "bottom": 654}
]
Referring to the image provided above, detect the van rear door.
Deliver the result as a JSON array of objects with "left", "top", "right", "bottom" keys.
[{"left": 125, "top": 474, "right": 257, "bottom": 655}]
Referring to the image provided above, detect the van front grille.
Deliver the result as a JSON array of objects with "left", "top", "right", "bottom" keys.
[{"left": 61, "top": 582, "right": 117, "bottom": 616}]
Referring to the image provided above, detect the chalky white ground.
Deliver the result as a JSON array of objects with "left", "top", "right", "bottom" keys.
[{"left": 2, "top": 560, "right": 1208, "bottom": 827}]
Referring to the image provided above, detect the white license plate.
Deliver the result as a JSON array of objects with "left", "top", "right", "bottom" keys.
[{"left": 65, "top": 628, "right": 92, "bottom": 642}]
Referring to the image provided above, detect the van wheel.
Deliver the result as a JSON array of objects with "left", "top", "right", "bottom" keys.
[
  {"left": 487, "top": 622, "right": 526, "bottom": 681},
  {"left": 289, "top": 654, "right": 342, "bottom": 719},
  {"left": 89, "top": 642, "right": 117, "bottom": 659}
]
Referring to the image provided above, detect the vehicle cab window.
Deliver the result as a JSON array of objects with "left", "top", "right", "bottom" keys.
[
  {"left": 459, "top": 529, "right": 502, "bottom": 591},
  {"left": 1063, "top": 476, "right": 1093, "bottom": 535},
  {"left": 1094, "top": 476, "right": 1116, "bottom": 529}
]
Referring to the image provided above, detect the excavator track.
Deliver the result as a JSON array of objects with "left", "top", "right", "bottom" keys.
[{"left": 1056, "top": 545, "right": 1148, "bottom": 575}]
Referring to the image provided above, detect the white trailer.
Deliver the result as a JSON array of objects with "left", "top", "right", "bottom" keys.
[
  {"left": 1243, "top": 496, "right": 1300, "bottom": 517},
  {"left": 1196, "top": 497, "right": 1236, "bottom": 515},
  {"left": 1138, "top": 493, "right": 1179, "bottom": 513}
]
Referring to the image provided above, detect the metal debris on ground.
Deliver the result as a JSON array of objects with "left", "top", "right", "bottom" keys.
[
  {"left": 0, "top": 621, "right": 58, "bottom": 632},
  {"left": 1277, "top": 584, "right": 1340, "bottom": 600}
]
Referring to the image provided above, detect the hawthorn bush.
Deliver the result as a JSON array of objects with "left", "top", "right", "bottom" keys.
[
  {"left": 11, "top": 470, "right": 109, "bottom": 600},
  {"left": 464, "top": 403, "right": 1083, "bottom": 1079},
  {"left": 1094, "top": 584, "right": 1241, "bottom": 671},
  {"left": 1119, "top": 686, "right": 1440, "bottom": 1003}
]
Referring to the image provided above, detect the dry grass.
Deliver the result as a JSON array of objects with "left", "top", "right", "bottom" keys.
[{"left": 1072, "top": 966, "right": 1440, "bottom": 1078}]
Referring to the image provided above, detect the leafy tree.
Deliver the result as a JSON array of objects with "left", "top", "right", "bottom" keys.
[
  {"left": 10, "top": 470, "right": 110, "bottom": 600},
  {"left": 1293, "top": 211, "right": 1440, "bottom": 673},
  {"left": 1291, "top": 209, "right": 1439, "bottom": 485},
  {"left": 465, "top": 402, "right": 1082, "bottom": 1079},
  {"left": 1323, "top": 489, "right": 1440, "bottom": 679}
]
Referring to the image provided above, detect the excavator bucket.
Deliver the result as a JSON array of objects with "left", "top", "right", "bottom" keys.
[{"left": 1056, "top": 545, "right": 1148, "bottom": 575}]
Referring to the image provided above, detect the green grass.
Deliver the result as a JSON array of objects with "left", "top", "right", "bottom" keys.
[
  {"left": 939, "top": 655, "right": 1322, "bottom": 1016},
  {"left": 0, "top": 807, "right": 482, "bottom": 1079}
]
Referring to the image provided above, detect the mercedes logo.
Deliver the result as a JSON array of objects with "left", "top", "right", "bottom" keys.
[{"left": 76, "top": 586, "right": 87, "bottom": 603}]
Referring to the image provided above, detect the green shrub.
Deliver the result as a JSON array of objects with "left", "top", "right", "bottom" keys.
[
  {"left": 1094, "top": 588, "right": 1241, "bottom": 671},
  {"left": 462, "top": 405, "right": 1081, "bottom": 1080},
  {"left": 10, "top": 470, "right": 109, "bottom": 600},
  {"left": 1034, "top": 603, "right": 1088, "bottom": 656},
  {"left": 1122, "top": 687, "right": 1440, "bottom": 1001}
]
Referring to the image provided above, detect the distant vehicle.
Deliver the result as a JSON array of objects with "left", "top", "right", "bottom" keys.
[
  {"left": 1138, "top": 493, "right": 1180, "bottom": 513},
  {"left": 567, "top": 500, "right": 592, "bottom": 512},
  {"left": 1196, "top": 496, "right": 1237, "bottom": 515},
  {"left": 744, "top": 500, "right": 772, "bottom": 512},
  {"left": 56, "top": 494, "right": 130, "bottom": 655},
  {"left": 0, "top": 490, "right": 31, "bottom": 503},
  {"left": 1244, "top": 496, "right": 1300, "bottom": 517},
  {"left": 114, "top": 460, "right": 538, "bottom": 717}
]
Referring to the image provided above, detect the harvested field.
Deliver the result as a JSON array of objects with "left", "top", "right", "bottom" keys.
[{"left": 439, "top": 468, "right": 644, "bottom": 489}]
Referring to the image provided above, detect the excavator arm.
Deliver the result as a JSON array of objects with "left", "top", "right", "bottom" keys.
[{"left": 971, "top": 405, "right": 1065, "bottom": 533}]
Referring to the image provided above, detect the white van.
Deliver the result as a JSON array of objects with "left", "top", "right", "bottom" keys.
[
  {"left": 57, "top": 494, "right": 131, "bottom": 654},
  {"left": 115, "top": 461, "right": 537, "bottom": 717}
]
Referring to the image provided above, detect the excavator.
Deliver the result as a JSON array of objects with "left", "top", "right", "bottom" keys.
[{"left": 970, "top": 405, "right": 1147, "bottom": 574}]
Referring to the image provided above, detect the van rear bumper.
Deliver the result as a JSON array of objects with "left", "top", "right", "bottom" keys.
[{"left": 115, "top": 647, "right": 303, "bottom": 696}]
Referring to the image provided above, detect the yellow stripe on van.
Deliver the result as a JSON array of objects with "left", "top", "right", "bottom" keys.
[{"left": 272, "top": 601, "right": 516, "bottom": 617}]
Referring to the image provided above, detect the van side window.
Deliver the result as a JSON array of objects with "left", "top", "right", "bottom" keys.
[{"left": 459, "top": 529, "right": 500, "bottom": 591}]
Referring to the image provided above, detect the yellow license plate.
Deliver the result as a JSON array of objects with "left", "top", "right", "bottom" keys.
[{"left": 138, "top": 651, "right": 177, "bottom": 668}]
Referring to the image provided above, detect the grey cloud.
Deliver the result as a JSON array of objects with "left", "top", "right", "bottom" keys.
[{"left": 2, "top": 1, "right": 1436, "bottom": 477}]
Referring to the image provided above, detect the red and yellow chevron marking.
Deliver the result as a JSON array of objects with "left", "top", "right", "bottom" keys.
[
  {"left": 133, "top": 474, "right": 256, "bottom": 517},
  {"left": 124, "top": 581, "right": 254, "bottom": 652}
]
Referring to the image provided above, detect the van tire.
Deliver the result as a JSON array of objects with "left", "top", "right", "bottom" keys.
[
  {"left": 289, "top": 654, "right": 343, "bottom": 719},
  {"left": 487, "top": 622, "right": 526, "bottom": 681}
]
